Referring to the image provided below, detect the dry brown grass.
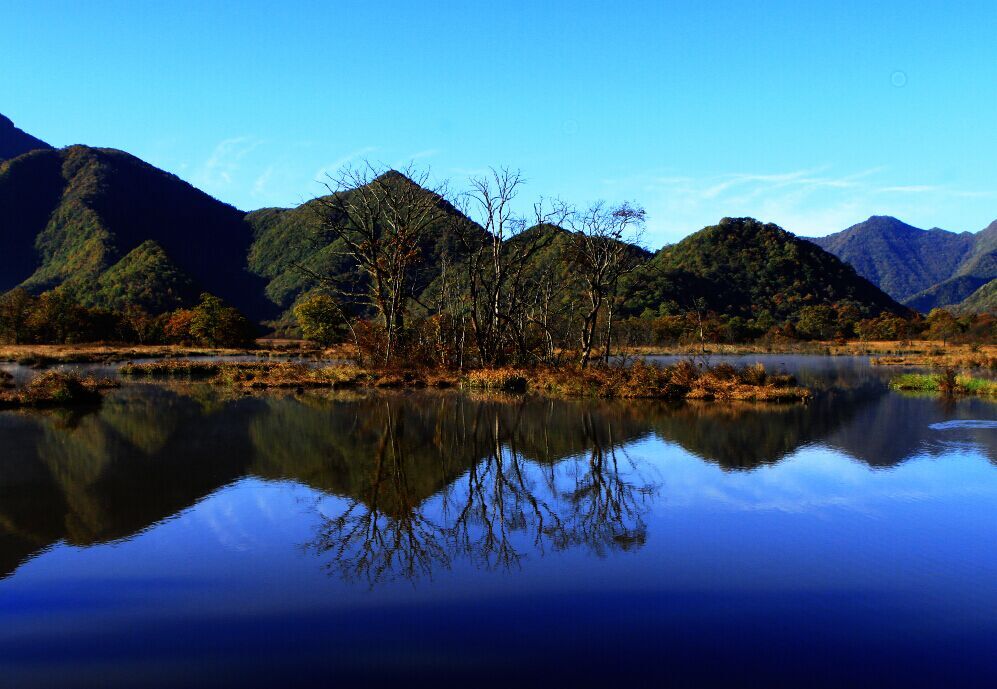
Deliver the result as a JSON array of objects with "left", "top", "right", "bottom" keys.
[
  {"left": 0, "top": 344, "right": 260, "bottom": 367},
  {"left": 0, "top": 371, "right": 118, "bottom": 409},
  {"left": 871, "top": 350, "right": 997, "bottom": 370},
  {"left": 116, "top": 359, "right": 807, "bottom": 401},
  {"left": 118, "top": 360, "right": 460, "bottom": 391},
  {"left": 629, "top": 339, "right": 997, "bottom": 361},
  {"left": 464, "top": 360, "right": 810, "bottom": 401}
]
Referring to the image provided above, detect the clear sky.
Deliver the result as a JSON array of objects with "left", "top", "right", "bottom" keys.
[{"left": 2, "top": 0, "right": 996, "bottom": 246}]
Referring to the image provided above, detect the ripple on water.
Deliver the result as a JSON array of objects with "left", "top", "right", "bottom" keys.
[{"left": 929, "top": 420, "right": 997, "bottom": 431}]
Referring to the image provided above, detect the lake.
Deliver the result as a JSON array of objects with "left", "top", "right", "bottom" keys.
[{"left": 1, "top": 356, "right": 996, "bottom": 688}]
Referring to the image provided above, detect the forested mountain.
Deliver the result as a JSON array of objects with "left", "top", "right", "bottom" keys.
[
  {"left": 0, "top": 140, "right": 274, "bottom": 319},
  {"left": 246, "top": 170, "right": 482, "bottom": 326},
  {"left": 951, "top": 278, "right": 997, "bottom": 314},
  {"left": 810, "top": 216, "right": 975, "bottom": 302},
  {"left": 924, "top": 220, "right": 997, "bottom": 311},
  {"left": 0, "top": 114, "right": 51, "bottom": 162},
  {"left": 625, "top": 217, "right": 905, "bottom": 321},
  {"left": 813, "top": 216, "right": 997, "bottom": 312},
  {"left": 0, "top": 114, "right": 967, "bottom": 331}
]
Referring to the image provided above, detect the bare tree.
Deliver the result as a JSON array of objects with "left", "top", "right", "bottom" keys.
[
  {"left": 308, "top": 161, "right": 451, "bottom": 364},
  {"left": 567, "top": 202, "right": 646, "bottom": 366},
  {"left": 448, "top": 168, "right": 570, "bottom": 366}
]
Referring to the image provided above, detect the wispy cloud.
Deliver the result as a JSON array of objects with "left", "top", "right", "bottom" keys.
[
  {"left": 193, "top": 136, "right": 264, "bottom": 190},
  {"left": 602, "top": 166, "right": 995, "bottom": 244},
  {"left": 391, "top": 148, "right": 440, "bottom": 169},
  {"left": 313, "top": 146, "right": 378, "bottom": 184},
  {"left": 251, "top": 166, "right": 274, "bottom": 198}
]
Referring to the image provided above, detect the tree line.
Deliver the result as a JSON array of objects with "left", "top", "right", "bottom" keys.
[
  {"left": 294, "top": 162, "right": 997, "bottom": 366},
  {"left": 0, "top": 289, "right": 255, "bottom": 347},
  {"left": 297, "top": 164, "right": 648, "bottom": 368},
  {"left": 3, "top": 161, "right": 996, "bottom": 357}
]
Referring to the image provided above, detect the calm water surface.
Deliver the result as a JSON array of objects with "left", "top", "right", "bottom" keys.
[{"left": 1, "top": 356, "right": 996, "bottom": 688}]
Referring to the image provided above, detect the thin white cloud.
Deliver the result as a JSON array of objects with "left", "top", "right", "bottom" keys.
[
  {"left": 194, "top": 136, "right": 264, "bottom": 190},
  {"left": 603, "top": 166, "right": 995, "bottom": 244},
  {"left": 251, "top": 166, "right": 274, "bottom": 197},
  {"left": 313, "top": 146, "right": 378, "bottom": 184},
  {"left": 408, "top": 148, "right": 439, "bottom": 161}
]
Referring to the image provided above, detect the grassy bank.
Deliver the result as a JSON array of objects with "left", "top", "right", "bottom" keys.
[
  {"left": 120, "top": 360, "right": 811, "bottom": 401},
  {"left": 890, "top": 372, "right": 997, "bottom": 397},
  {"left": 0, "top": 340, "right": 337, "bottom": 367},
  {"left": 0, "top": 344, "right": 257, "bottom": 367},
  {"left": 0, "top": 371, "right": 118, "bottom": 409},
  {"left": 872, "top": 350, "right": 997, "bottom": 370},
  {"left": 632, "top": 340, "right": 997, "bottom": 361}
]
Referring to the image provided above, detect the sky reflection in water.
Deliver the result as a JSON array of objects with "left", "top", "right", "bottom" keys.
[{"left": 0, "top": 357, "right": 996, "bottom": 688}]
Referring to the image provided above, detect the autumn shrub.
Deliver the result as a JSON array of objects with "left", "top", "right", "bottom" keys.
[
  {"left": 120, "top": 360, "right": 223, "bottom": 377},
  {"left": 668, "top": 359, "right": 701, "bottom": 388},
  {"left": 0, "top": 371, "right": 116, "bottom": 408},
  {"left": 738, "top": 363, "right": 768, "bottom": 386},
  {"left": 463, "top": 368, "right": 528, "bottom": 392}
]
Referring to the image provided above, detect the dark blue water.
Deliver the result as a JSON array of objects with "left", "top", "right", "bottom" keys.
[{"left": 1, "top": 357, "right": 996, "bottom": 688}]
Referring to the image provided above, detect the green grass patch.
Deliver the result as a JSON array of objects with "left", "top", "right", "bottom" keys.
[{"left": 891, "top": 372, "right": 997, "bottom": 396}]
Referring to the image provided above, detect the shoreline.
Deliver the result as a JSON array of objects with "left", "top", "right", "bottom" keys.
[{"left": 118, "top": 360, "right": 812, "bottom": 402}]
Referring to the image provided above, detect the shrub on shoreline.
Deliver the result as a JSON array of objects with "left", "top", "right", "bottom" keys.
[
  {"left": 0, "top": 371, "right": 118, "bottom": 408},
  {"left": 114, "top": 359, "right": 810, "bottom": 402}
]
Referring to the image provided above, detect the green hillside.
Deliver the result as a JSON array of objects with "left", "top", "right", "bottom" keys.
[
  {"left": 0, "top": 143, "right": 274, "bottom": 319},
  {"left": 813, "top": 215, "right": 997, "bottom": 313},
  {"left": 952, "top": 278, "right": 997, "bottom": 314},
  {"left": 246, "top": 171, "right": 481, "bottom": 327},
  {"left": 626, "top": 217, "right": 905, "bottom": 321},
  {"left": 89, "top": 240, "right": 199, "bottom": 312}
]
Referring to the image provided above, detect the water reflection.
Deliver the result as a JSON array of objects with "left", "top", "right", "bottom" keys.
[
  {"left": 1, "top": 376, "right": 996, "bottom": 583},
  {"left": 306, "top": 402, "right": 656, "bottom": 585}
]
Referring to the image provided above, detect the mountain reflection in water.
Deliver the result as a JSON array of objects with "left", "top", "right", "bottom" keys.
[
  {"left": 2, "top": 365, "right": 997, "bottom": 688},
  {"left": 1, "top": 377, "right": 995, "bottom": 583}
]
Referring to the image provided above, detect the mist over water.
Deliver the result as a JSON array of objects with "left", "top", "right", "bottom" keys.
[{"left": 1, "top": 357, "right": 996, "bottom": 688}]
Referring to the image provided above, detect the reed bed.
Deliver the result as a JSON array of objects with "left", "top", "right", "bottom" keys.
[
  {"left": 872, "top": 352, "right": 997, "bottom": 370},
  {"left": 0, "top": 371, "right": 118, "bottom": 409},
  {"left": 464, "top": 361, "right": 809, "bottom": 401},
  {"left": 119, "top": 359, "right": 809, "bottom": 401}
]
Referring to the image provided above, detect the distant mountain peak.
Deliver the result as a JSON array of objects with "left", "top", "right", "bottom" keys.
[
  {"left": 626, "top": 216, "right": 904, "bottom": 322},
  {"left": 0, "top": 113, "right": 52, "bottom": 162}
]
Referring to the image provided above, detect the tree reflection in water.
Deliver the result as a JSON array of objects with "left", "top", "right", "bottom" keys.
[
  {"left": 5, "top": 377, "right": 994, "bottom": 584},
  {"left": 310, "top": 401, "right": 450, "bottom": 583},
  {"left": 308, "top": 399, "right": 656, "bottom": 586}
]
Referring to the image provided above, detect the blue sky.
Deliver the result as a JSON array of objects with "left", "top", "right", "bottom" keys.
[{"left": 2, "top": 0, "right": 996, "bottom": 246}]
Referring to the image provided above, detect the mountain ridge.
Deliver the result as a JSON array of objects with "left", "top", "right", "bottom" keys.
[
  {"left": 627, "top": 217, "right": 906, "bottom": 322},
  {"left": 0, "top": 114, "right": 52, "bottom": 162},
  {"left": 0, "top": 141, "right": 275, "bottom": 319},
  {"left": 812, "top": 215, "right": 997, "bottom": 313},
  {"left": 809, "top": 216, "right": 976, "bottom": 302}
]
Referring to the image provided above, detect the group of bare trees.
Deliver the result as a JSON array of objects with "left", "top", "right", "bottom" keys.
[
  {"left": 308, "top": 164, "right": 452, "bottom": 365},
  {"left": 306, "top": 162, "right": 646, "bottom": 368}
]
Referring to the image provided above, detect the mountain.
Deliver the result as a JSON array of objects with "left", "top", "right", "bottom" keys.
[
  {"left": 0, "top": 114, "right": 51, "bottom": 162},
  {"left": 89, "top": 240, "right": 199, "bottom": 312},
  {"left": 246, "top": 171, "right": 481, "bottom": 326},
  {"left": 0, "top": 142, "right": 274, "bottom": 319},
  {"left": 626, "top": 217, "right": 906, "bottom": 321},
  {"left": 809, "top": 216, "right": 975, "bottom": 302},
  {"left": 951, "top": 278, "right": 997, "bottom": 314},
  {"left": 813, "top": 215, "right": 997, "bottom": 312}
]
